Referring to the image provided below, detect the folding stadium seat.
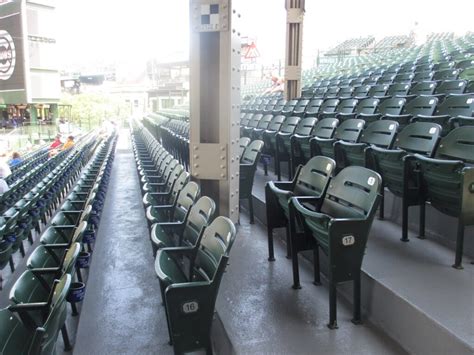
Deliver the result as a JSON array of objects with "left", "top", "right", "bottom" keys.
[
  {"left": 433, "top": 69, "right": 460, "bottom": 81},
  {"left": 290, "top": 166, "right": 382, "bottom": 328},
  {"left": 415, "top": 93, "right": 474, "bottom": 133},
  {"left": 412, "top": 71, "right": 434, "bottom": 82},
  {"left": 271, "top": 99, "right": 287, "bottom": 115},
  {"left": 2, "top": 274, "right": 73, "bottom": 352},
  {"left": 150, "top": 195, "right": 215, "bottom": 255},
  {"left": 240, "top": 113, "right": 253, "bottom": 128},
  {"left": 241, "top": 113, "right": 263, "bottom": 137},
  {"left": 312, "top": 87, "right": 328, "bottom": 98},
  {"left": 377, "top": 74, "right": 396, "bottom": 85},
  {"left": 291, "top": 118, "right": 339, "bottom": 169},
  {"left": 362, "top": 76, "right": 379, "bottom": 86},
  {"left": 240, "top": 140, "right": 264, "bottom": 223},
  {"left": 367, "top": 84, "right": 389, "bottom": 99},
  {"left": 334, "top": 120, "right": 399, "bottom": 170},
  {"left": 40, "top": 221, "right": 87, "bottom": 249},
  {"left": 154, "top": 216, "right": 236, "bottom": 354},
  {"left": 456, "top": 58, "right": 474, "bottom": 70},
  {"left": 405, "top": 81, "right": 437, "bottom": 99},
  {"left": 239, "top": 137, "right": 251, "bottom": 158},
  {"left": 334, "top": 98, "right": 379, "bottom": 121},
  {"left": 292, "top": 99, "right": 310, "bottom": 117},
  {"left": 414, "top": 127, "right": 474, "bottom": 269},
  {"left": 316, "top": 98, "right": 340, "bottom": 117},
  {"left": 281, "top": 100, "right": 299, "bottom": 116},
  {"left": 399, "top": 62, "right": 416, "bottom": 73},
  {"left": 393, "top": 73, "right": 415, "bottom": 83},
  {"left": 337, "top": 86, "right": 354, "bottom": 99},
  {"left": 386, "top": 83, "right": 411, "bottom": 97},
  {"left": 459, "top": 67, "right": 474, "bottom": 82},
  {"left": 266, "top": 156, "right": 335, "bottom": 262},
  {"left": 250, "top": 114, "right": 273, "bottom": 140},
  {"left": 259, "top": 116, "right": 286, "bottom": 175},
  {"left": 352, "top": 85, "right": 371, "bottom": 99},
  {"left": 324, "top": 87, "right": 340, "bottom": 99},
  {"left": 384, "top": 96, "right": 438, "bottom": 128},
  {"left": 414, "top": 63, "right": 434, "bottom": 73},
  {"left": 465, "top": 80, "right": 474, "bottom": 94},
  {"left": 349, "top": 78, "right": 365, "bottom": 87},
  {"left": 366, "top": 122, "right": 442, "bottom": 241},
  {"left": 303, "top": 98, "right": 324, "bottom": 117},
  {"left": 310, "top": 119, "right": 365, "bottom": 161},
  {"left": 276, "top": 117, "right": 317, "bottom": 179},
  {"left": 359, "top": 97, "right": 406, "bottom": 123},
  {"left": 432, "top": 79, "right": 467, "bottom": 100},
  {"left": 263, "top": 117, "right": 299, "bottom": 174}
]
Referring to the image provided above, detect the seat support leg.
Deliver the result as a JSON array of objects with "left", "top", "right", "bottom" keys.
[
  {"left": 351, "top": 272, "right": 362, "bottom": 324},
  {"left": 267, "top": 228, "right": 275, "bottom": 261},
  {"left": 452, "top": 222, "right": 464, "bottom": 270},
  {"left": 61, "top": 325, "right": 73, "bottom": 351},
  {"left": 328, "top": 281, "right": 338, "bottom": 329},
  {"left": 401, "top": 200, "right": 409, "bottom": 242},
  {"left": 313, "top": 247, "right": 321, "bottom": 286},
  {"left": 378, "top": 188, "right": 385, "bottom": 220},
  {"left": 418, "top": 203, "right": 426, "bottom": 239}
]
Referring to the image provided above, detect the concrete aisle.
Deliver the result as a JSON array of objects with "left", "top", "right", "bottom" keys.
[{"left": 73, "top": 132, "right": 172, "bottom": 355}]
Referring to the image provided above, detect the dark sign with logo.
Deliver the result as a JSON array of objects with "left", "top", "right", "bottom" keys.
[{"left": 0, "top": 0, "right": 27, "bottom": 104}]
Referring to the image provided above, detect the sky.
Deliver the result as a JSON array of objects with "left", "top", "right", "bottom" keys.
[{"left": 55, "top": 0, "right": 474, "bottom": 72}]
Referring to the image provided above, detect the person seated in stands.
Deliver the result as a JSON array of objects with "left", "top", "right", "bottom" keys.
[
  {"left": 9, "top": 152, "right": 22, "bottom": 167},
  {"left": 49, "top": 134, "right": 62, "bottom": 150},
  {"left": 61, "top": 135, "right": 75, "bottom": 150},
  {"left": 263, "top": 75, "right": 280, "bottom": 94}
]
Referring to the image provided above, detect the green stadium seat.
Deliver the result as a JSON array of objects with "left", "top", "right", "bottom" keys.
[
  {"left": 265, "top": 156, "right": 335, "bottom": 262},
  {"left": 240, "top": 140, "right": 264, "bottom": 223},
  {"left": 303, "top": 99, "right": 324, "bottom": 117},
  {"left": 384, "top": 96, "right": 438, "bottom": 129},
  {"left": 154, "top": 216, "right": 236, "bottom": 354},
  {"left": 250, "top": 114, "right": 273, "bottom": 140},
  {"left": 310, "top": 119, "right": 365, "bottom": 160},
  {"left": 291, "top": 166, "right": 382, "bottom": 328},
  {"left": 414, "top": 127, "right": 474, "bottom": 269},
  {"left": 459, "top": 67, "right": 474, "bottom": 81},
  {"left": 142, "top": 170, "right": 190, "bottom": 208},
  {"left": 291, "top": 118, "right": 339, "bottom": 169},
  {"left": 148, "top": 185, "right": 206, "bottom": 255},
  {"left": 366, "top": 122, "right": 442, "bottom": 241},
  {"left": 433, "top": 69, "right": 460, "bottom": 81},
  {"left": 360, "top": 97, "right": 406, "bottom": 123},
  {"left": 239, "top": 137, "right": 251, "bottom": 159},
  {"left": 387, "top": 83, "right": 411, "bottom": 97}
]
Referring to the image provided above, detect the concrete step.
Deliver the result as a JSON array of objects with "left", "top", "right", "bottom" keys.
[{"left": 240, "top": 167, "right": 474, "bottom": 355}]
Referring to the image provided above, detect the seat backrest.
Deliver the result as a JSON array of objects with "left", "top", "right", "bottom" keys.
[
  {"left": 182, "top": 196, "right": 216, "bottom": 247},
  {"left": 386, "top": 83, "right": 411, "bottom": 97},
  {"left": 0, "top": 309, "right": 42, "bottom": 354},
  {"left": 163, "top": 164, "right": 185, "bottom": 191},
  {"left": 70, "top": 221, "right": 88, "bottom": 244},
  {"left": 192, "top": 216, "right": 236, "bottom": 282},
  {"left": 335, "top": 98, "right": 358, "bottom": 114},
  {"left": 435, "top": 93, "right": 474, "bottom": 117},
  {"left": 435, "top": 126, "right": 474, "bottom": 163},
  {"left": 319, "top": 98, "right": 340, "bottom": 114},
  {"left": 402, "top": 96, "right": 438, "bottom": 117},
  {"left": 456, "top": 59, "right": 474, "bottom": 70},
  {"left": 333, "top": 119, "right": 365, "bottom": 142},
  {"left": 294, "top": 156, "right": 336, "bottom": 197},
  {"left": 247, "top": 114, "right": 263, "bottom": 128},
  {"left": 408, "top": 81, "right": 437, "bottom": 96},
  {"left": 360, "top": 120, "right": 399, "bottom": 148},
  {"left": 241, "top": 140, "right": 264, "bottom": 165},
  {"left": 433, "top": 69, "right": 459, "bottom": 81},
  {"left": 41, "top": 274, "right": 71, "bottom": 354},
  {"left": 324, "top": 87, "right": 340, "bottom": 98},
  {"left": 172, "top": 181, "right": 201, "bottom": 222},
  {"left": 294, "top": 117, "right": 317, "bottom": 136},
  {"left": 354, "top": 98, "right": 379, "bottom": 115},
  {"left": 434, "top": 80, "right": 467, "bottom": 95},
  {"left": 414, "top": 63, "right": 433, "bottom": 73},
  {"left": 368, "top": 84, "right": 389, "bottom": 98},
  {"left": 168, "top": 171, "right": 191, "bottom": 206},
  {"left": 239, "top": 137, "right": 251, "bottom": 158},
  {"left": 394, "top": 122, "right": 442, "bottom": 155},
  {"left": 312, "top": 118, "right": 339, "bottom": 139},
  {"left": 378, "top": 97, "right": 406, "bottom": 116},
  {"left": 352, "top": 85, "right": 371, "bottom": 97},
  {"left": 279, "top": 116, "right": 301, "bottom": 134},
  {"left": 413, "top": 71, "right": 434, "bottom": 82},
  {"left": 459, "top": 67, "right": 474, "bottom": 82},
  {"left": 337, "top": 86, "right": 354, "bottom": 98},
  {"left": 393, "top": 73, "right": 414, "bottom": 84},
  {"left": 267, "top": 115, "right": 286, "bottom": 131},
  {"left": 321, "top": 166, "right": 382, "bottom": 219},
  {"left": 256, "top": 114, "right": 273, "bottom": 129},
  {"left": 304, "top": 99, "right": 324, "bottom": 115}
]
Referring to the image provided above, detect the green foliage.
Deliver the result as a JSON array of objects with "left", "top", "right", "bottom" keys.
[{"left": 60, "top": 93, "right": 131, "bottom": 129}]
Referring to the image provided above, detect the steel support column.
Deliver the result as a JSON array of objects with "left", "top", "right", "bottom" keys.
[
  {"left": 284, "top": 0, "right": 305, "bottom": 101},
  {"left": 189, "top": 0, "right": 241, "bottom": 223}
]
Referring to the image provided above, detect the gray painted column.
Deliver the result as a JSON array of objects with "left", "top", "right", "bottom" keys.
[
  {"left": 189, "top": 0, "right": 241, "bottom": 223},
  {"left": 284, "top": 0, "right": 305, "bottom": 100}
]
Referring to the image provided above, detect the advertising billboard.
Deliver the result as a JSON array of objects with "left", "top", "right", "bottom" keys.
[{"left": 0, "top": 0, "right": 27, "bottom": 104}]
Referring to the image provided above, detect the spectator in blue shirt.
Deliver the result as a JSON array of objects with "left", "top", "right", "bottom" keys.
[{"left": 9, "top": 152, "right": 22, "bottom": 167}]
